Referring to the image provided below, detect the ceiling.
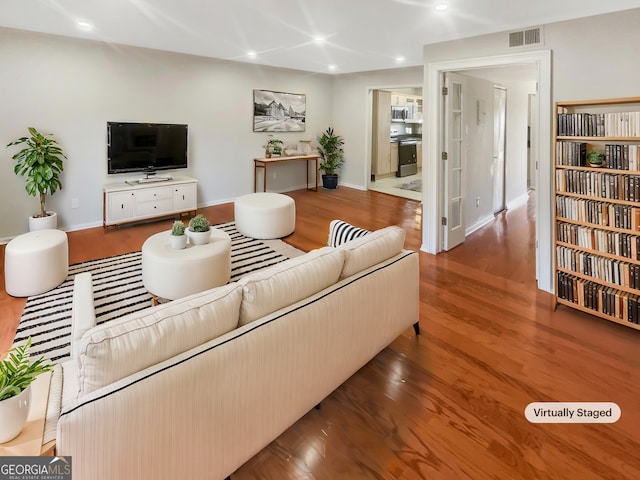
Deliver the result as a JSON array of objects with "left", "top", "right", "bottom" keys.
[{"left": 1, "top": 0, "right": 639, "bottom": 74}]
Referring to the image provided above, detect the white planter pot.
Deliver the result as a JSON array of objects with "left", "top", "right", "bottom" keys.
[
  {"left": 0, "top": 386, "right": 32, "bottom": 443},
  {"left": 169, "top": 234, "right": 188, "bottom": 250},
  {"left": 186, "top": 228, "right": 210, "bottom": 245},
  {"left": 29, "top": 211, "right": 57, "bottom": 231}
]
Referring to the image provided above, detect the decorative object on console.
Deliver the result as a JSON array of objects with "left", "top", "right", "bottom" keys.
[
  {"left": 253, "top": 89, "right": 306, "bottom": 132},
  {"left": 317, "top": 127, "right": 345, "bottom": 190},
  {"left": 6, "top": 127, "right": 65, "bottom": 231},
  {"left": 264, "top": 135, "right": 284, "bottom": 158},
  {"left": 0, "top": 337, "right": 54, "bottom": 443},
  {"left": 169, "top": 220, "right": 187, "bottom": 250},
  {"left": 187, "top": 214, "right": 211, "bottom": 245},
  {"left": 327, "top": 219, "right": 371, "bottom": 247}
]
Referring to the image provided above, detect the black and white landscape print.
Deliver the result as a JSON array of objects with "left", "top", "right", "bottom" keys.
[{"left": 253, "top": 89, "right": 306, "bottom": 132}]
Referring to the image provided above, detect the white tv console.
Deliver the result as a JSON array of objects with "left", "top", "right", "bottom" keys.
[{"left": 103, "top": 175, "right": 197, "bottom": 229}]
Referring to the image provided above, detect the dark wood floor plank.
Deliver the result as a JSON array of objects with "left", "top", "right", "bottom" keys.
[{"left": 2, "top": 188, "right": 640, "bottom": 479}]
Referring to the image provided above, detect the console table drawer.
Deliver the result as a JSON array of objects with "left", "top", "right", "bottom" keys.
[
  {"left": 136, "top": 199, "right": 173, "bottom": 217},
  {"left": 135, "top": 187, "right": 173, "bottom": 203}
]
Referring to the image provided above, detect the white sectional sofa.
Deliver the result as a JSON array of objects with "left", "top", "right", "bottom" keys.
[{"left": 45, "top": 223, "right": 420, "bottom": 480}]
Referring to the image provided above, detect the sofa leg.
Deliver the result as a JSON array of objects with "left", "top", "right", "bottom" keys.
[{"left": 413, "top": 322, "right": 420, "bottom": 335}]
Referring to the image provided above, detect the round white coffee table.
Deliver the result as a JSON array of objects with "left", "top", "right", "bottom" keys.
[{"left": 141, "top": 229, "right": 231, "bottom": 303}]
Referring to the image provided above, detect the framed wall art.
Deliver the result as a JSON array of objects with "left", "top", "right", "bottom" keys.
[{"left": 253, "top": 89, "right": 306, "bottom": 132}]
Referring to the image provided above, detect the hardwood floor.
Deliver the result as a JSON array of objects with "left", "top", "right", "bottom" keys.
[{"left": 2, "top": 188, "right": 640, "bottom": 479}]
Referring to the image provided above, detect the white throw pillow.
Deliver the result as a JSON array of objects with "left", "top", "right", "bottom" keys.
[
  {"left": 327, "top": 219, "right": 371, "bottom": 247},
  {"left": 338, "top": 225, "right": 406, "bottom": 278},
  {"left": 238, "top": 247, "right": 345, "bottom": 326}
]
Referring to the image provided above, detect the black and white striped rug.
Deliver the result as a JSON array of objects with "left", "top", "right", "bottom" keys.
[{"left": 15, "top": 222, "right": 302, "bottom": 363}]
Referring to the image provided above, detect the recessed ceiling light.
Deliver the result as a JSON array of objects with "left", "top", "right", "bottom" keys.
[
  {"left": 76, "top": 21, "right": 94, "bottom": 32},
  {"left": 434, "top": 4, "right": 448, "bottom": 12},
  {"left": 328, "top": 64, "right": 337, "bottom": 72},
  {"left": 247, "top": 51, "right": 257, "bottom": 58},
  {"left": 395, "top": 56, "right": 406, "bottom": 63},
  {"left": 314, "top": 36, "right": 326, "bottom": 45}
]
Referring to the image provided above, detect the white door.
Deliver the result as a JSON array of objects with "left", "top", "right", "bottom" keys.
[
  {"left": 492, "top": 86, "right": 507, "bottom": 214},
  {"left": 442, "top": 72, "right": 466, "bottom": 250}
]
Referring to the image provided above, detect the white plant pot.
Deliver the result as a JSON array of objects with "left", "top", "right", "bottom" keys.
[
  {"left": 169, "top": 234, "right": 188, "bottom": 250},
  {"left": 0, "top": 386, "right": 32, "bottom": 443},
  {"left": 186, "top": 228, "right": 210, "bottom": 245},
  {"left": 29, "top": 211, "right": 57, "bottom": 231}
]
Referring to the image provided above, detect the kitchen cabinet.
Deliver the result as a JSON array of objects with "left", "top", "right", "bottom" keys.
[
  {"left": 372, "top": 90, "right": 392, "bottom": 178},
  {"left": 417, "top": 141, "right": 422, "bottom": 169},
  {"left": 390, "top": 142, "right": 399, "bottom": 174}
]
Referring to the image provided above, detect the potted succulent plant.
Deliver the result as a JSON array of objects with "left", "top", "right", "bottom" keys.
[
  {"left": 6, "top": 127, "right": 66, "bottom": 231},
  {"left": 264, "top": 136, "right": 284, "bottom": 158},
  {"left": 187, "top": 214, "right": 211, "bottom": 245},
  {"left": 317, "top": 127, "right": 345, "bottom": 189},
  {"left": 0, "top": 337, "right": 54, "bottom": 443},
  {"left": 169, "top": 220, "right": 188, "bottom": 250},
  {"left": 587, "top": 150, "right": 605, "bottom": 167}
]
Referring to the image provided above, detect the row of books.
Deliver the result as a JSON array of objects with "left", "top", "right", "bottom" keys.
[
  {"left": 555, "top": 141, "right": 586, "bottom": 166},
  {"left": 557, "top": 271, "right": 640, "bottom": 323},
  {"left": 556, "top": 221, "right": 640, "bottom": 260},
  {"left": 557, "top": 112, "right": 640, "bottom": 137},
  {"left": 604, "top": 144, "right": 640, "bottom": 170},
  {"left": 556, "top": 195, "right": 640, "bottom": 230},
  {"left": 555, "top": 169, "right": 640, "bottom": 201},
  {"left": 556, "top": 245, "right": 640, "bottom": 288}
]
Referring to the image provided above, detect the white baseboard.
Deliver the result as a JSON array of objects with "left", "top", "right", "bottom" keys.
[{"left": 465, "top": 214, "right": 495, "bottom": 237}]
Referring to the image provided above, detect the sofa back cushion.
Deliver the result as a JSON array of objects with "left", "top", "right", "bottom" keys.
[
  {"left": 238, "top": 247, "right": 344, "bottom": 326},
  {"left": 339, "top": 225, "right": 406, "bottom": 278},
  {"left": 76, "top": 283, "right": 243, "bottom": 396}
]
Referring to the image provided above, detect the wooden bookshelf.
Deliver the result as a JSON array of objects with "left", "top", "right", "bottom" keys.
[{"left": 554, "top": 96, "right": 640, "bottom": 329}]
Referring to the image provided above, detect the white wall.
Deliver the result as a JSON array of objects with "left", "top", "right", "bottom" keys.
[
  {"left": 331, "top": 67, "right": 423, "bottom": 189},
  {"left": 422, "top": 7, "right": 640, "bottom": 291},
  {"left": 0, "top": 27, "right": 333, "bottom": 239},
  {"left": 503, "top": 80, "right": 537, "bottom": 208},
  {"left": 462, "top": 74, "right": 495, "bottom": 231}
]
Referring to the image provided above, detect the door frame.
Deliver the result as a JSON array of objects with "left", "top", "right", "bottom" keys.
[{"left": 422, "top": 50, "right": 552, "bottom": 292}]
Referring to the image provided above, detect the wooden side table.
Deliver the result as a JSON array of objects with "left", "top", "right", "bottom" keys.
[
  {"left": 0, "top": 371, "right": 54, "bottom": 456},
  {"left": 254, "top": 155, "right": 319, "bottom": 192}
]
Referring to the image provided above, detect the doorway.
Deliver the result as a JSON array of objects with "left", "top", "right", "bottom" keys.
[
  {"left": 423, "top": 50, "right": 552, "bottom": 292},
  {"left": 368, "top": 87, "right": 423, "bottom": 202},
  {"left": 493, "top": 86, "right": 507, "bottom": 215}
]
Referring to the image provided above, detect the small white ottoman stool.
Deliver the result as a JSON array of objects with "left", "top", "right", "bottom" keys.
[
  {"left": 5, "top": 229, "right": 69, "bottom": 297},
  {"left": 142, "top": 229, "right": 231, "bottom": 303},
  {"left": 234, "top": 193, "right": 296, "bottom": 239}
]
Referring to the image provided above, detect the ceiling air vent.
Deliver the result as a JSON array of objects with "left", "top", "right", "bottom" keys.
[{"left": 509, "top": 27, "right": 543, "bottom": 47}]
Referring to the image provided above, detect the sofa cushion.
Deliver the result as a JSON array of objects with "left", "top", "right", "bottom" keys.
[
  {"left": 238, "top": 247, "right": 344, "bottom": 326},
  {"left": 338, "top": 225, "right": 406, "bottom": 278},
  {"left": 327, "top": 219, "right": 370, "bottom": 247},
  {"left": 76, "top": 283, "right": 242, "bottom": 396}
]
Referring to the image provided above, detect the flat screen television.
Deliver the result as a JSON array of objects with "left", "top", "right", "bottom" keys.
[{"left": 107, "top": 122, "right": 188, "bottom": 175}]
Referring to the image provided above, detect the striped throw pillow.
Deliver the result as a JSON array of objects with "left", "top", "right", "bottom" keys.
[{"left": 328, "top": 220, "right": 371, "bottom": 247}]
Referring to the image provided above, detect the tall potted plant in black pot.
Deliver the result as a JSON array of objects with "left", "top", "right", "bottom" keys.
[{"left": 317, "top": 127, "right": 344, "bottom": 189}]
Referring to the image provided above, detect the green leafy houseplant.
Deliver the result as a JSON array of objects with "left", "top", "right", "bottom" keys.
[
  {"left": 265, "top": 137, "right": 284, "bottom": 157},
  {"left": 171, "top": 220, "right": 186, "bottom": 236},
  {"left": 0, "top": 337, "right": 53, "bottom": 401},
  {"left": 317, "top": 127, "right": 345, "bottom": 176},
  {"left": 7, "top": 127, "right": 66, "bottom": 218},
  {"left": 188, "top": 214, "right": 210, "bottom": 232}
]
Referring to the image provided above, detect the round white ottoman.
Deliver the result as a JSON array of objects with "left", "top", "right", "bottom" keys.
[
  {"left": 234, "top": 193, "right": 295, "bottom": 239},
  {"left": 5, "top": 229, "right": 69, "bottom": 297},
  {"left": 141, "top": 229, "right": 231, "bottom": 302}
]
